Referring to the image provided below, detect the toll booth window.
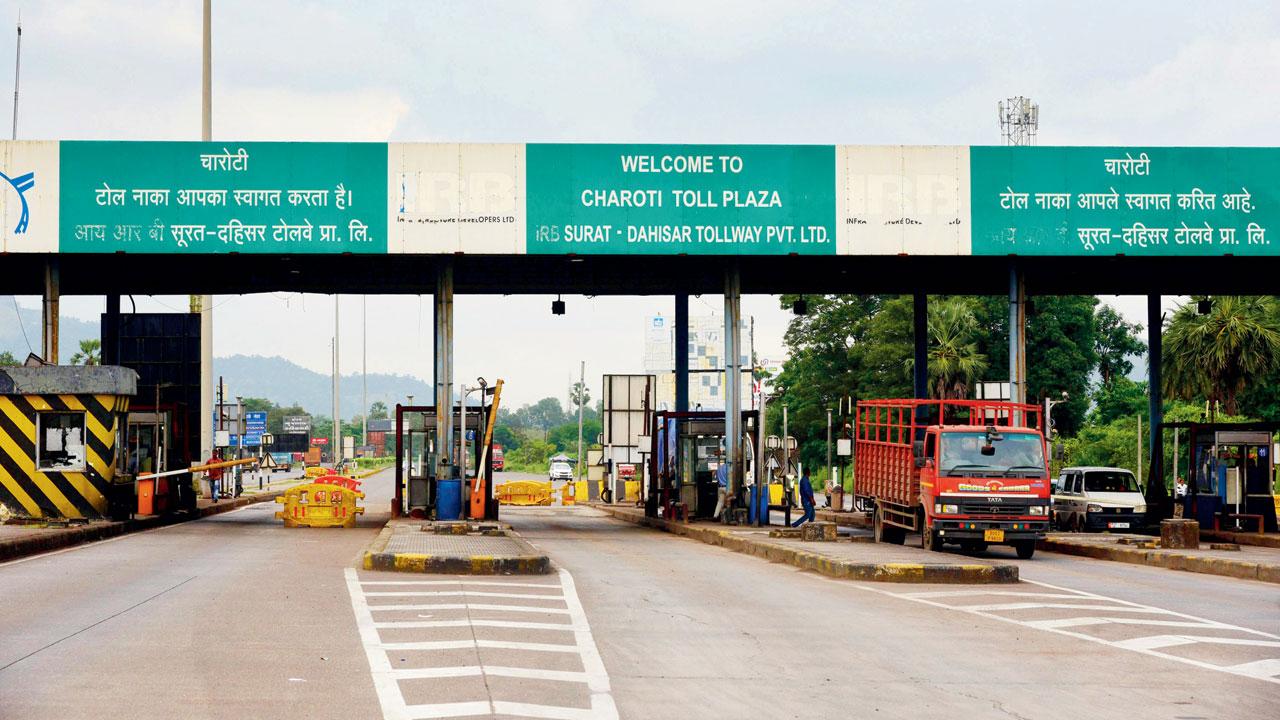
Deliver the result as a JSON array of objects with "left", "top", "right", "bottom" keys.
[{"left": 38, "top": 412, "right": 87, "bottom": 472}]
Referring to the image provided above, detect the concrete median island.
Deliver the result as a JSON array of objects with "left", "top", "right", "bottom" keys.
[
  {"left": 362, "top": 519, "right": 552, "bottom": 575},
  {"left": 1039, "top": 533, "right": 1280, "bottom": 584},
  {"left": 593, "top": 504, "right": 1018, "bottom": 584}
]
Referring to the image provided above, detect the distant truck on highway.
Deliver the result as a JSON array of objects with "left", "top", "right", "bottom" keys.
[
  {"left": 268, "top": 451, "right": 294, "bottom": 473},
  {"left": 855, "top": 399, "right": 1051, "bottom": 559},
  {"left": 492, "top": 444, "right": 505, "bottom": 472}
]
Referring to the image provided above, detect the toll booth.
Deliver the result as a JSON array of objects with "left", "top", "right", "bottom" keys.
[
  {"left": 0, "top": 365, "right": 136, "bottom": 520},
  {"left": 393, "top": 403, "right": 496, "bottom": 520},
  {"left": 648, "top": 410, "right": 759, "bottom": 520},
  {"left": 1169, "top": 422, "right": 1279, "bottom": 532}
]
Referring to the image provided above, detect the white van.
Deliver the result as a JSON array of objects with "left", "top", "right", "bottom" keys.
[{"left": 1053, "top": 466, "right": 1147, "bottom": 532}]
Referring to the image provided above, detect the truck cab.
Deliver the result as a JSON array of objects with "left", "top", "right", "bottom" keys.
[{"left": 920, "top": 424, "right": 1051, "bottom": 557}]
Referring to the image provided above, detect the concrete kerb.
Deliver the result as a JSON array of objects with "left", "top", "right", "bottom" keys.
[
  {"left": 0, "top": 491, "right": 288, "bottom": 563},
  {"left": 593, "top": 504, "right": 1017, "bottom": 584},
  {"left": 361, "top": 520, "right": 552, "bottom": 575},
  {"left": 1039, "top": 536, "right": 1280, "bottom": 585}
]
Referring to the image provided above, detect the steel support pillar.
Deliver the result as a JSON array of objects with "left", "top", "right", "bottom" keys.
[
  {"left": 912, "top": 292, "right": 929, "bottom": 438},
  {"left": 1008, "top": 263, "right": 1026, "bottom": 405},
  {"left": 434, "top": 261, "right": 455, "bottom": 481},
  {"left": 1147, "top": 294, "right": 1165, "bottom": 509},
  {"left": 675, "top": 294, "right": 689, "bottom": 413},
  {"left": 41, "top": 257, "right": 59, "bottom": 363},
  {"left": 724, "top": 266, "right": 742, "bottom": 502},
  {"left": 912, "top": 293, "right": 928, "bottom": 399},
  {"left": 104, "top": 295, "right": 120, "bottom": 366}
]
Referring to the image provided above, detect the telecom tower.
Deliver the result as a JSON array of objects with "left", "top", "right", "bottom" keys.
[{"left": 998, "top": 96, "right": 1039, "bottom": 146}]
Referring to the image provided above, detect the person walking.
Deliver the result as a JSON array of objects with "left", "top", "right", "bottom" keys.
[
  {"left": 714, "top": 458, "right": 730, "bottom": 522},
  {"left": 791, "top": 469, "right": 816, "bottom": 527}
]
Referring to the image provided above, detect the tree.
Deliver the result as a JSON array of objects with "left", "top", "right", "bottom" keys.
[
  {"left": 569, "top": 381, "right": 590, "bottom": 410},
  {"left": 1163, "top": 296, "right": 1280, "bottom": 417},
  {"left": 0, "top": 350, "right": 17, "bottom": 366},
  {"left": 1094, "top": 304, "right": 1144, "bottom": 386},
  {"left": 1027, "top": 296, "right": 1098, "bottom": 436},
  {"left": 70, "top": 339, "right": 101, "bottom": 366},
  {"left": 925, "top": 297, "right": 987, "bottom": 399},
  {"left": 369, "top": 400, "right": 389, "bottom": 420},
  {"left": 1090, "top": 377, "right": 1147, "bottom": 426}
]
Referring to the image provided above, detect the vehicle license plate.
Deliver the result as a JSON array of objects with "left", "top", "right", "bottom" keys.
[{"left": 984, "top": 529, "right": 1005, "bottom": 542}]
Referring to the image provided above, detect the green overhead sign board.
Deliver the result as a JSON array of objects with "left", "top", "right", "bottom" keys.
[
  {"left": 525, "top": 144, "right": 836, "bottom": 255},
  {"left": 59, "top": 141, "right": 388, "bottom": 254},
  {"left": 0, "top": 141, "right": 1271, "bottom": 256},
  {"left": 970, "top": 146, "right": 1278, "bottom": 256}
]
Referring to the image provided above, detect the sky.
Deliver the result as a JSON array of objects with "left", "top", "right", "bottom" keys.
[{"left": 1, "top": 0, "right": 1276, "bottom": 409}]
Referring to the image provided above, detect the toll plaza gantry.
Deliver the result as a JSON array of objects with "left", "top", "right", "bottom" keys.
[{"left": 2, "top": 142, "right": 1279, "bottom": 522}]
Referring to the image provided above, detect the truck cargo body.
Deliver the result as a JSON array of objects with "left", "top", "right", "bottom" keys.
[{"left": 855, "top": 399, "right": 1051, "bottom": 559}]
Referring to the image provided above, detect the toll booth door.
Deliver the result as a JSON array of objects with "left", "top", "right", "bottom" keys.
[{"left": 406, "top": 430, "right": 434, "bottom": 511}]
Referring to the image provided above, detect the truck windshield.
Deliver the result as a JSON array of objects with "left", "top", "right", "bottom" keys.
[
  {"left": 939, "top": 432, "right": 1045, "bottom": 476},
  {"left": 1085, "top": 471, "right": 1140, "bottom": 493}
]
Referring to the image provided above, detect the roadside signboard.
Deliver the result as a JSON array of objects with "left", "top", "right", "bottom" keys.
[
  {"left": 310, "top": 437, "right": 329, "bottom": 446},
  {"left": 284, "top": 415, "right": 311, "bottom": 433}
]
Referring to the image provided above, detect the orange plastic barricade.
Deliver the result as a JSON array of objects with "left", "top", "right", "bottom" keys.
[
  {"left": 275, "top": 481, "right": 365, "bottom": 528},
  {"left": 315, "top": 475, "right": 363, "bottom": 491},
  {"left": 496, "top": 480, "right": 552, "bottom": 506}
]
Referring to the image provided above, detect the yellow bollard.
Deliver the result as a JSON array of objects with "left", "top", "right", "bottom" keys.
[{"left": 275, "top": 481, "right": 365, "bottom": 528}]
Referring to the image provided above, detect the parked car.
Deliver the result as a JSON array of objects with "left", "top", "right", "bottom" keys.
[
  {"left": 1053, "top": 466, "right": 1147, "bottom": 532},
  {"left": 549, "top": 461, "right": 573, "bottom": 482}
]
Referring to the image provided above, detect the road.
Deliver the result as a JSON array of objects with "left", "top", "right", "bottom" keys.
[{"left": 1, "top": 473, "right": 1276, "bottom": 719}]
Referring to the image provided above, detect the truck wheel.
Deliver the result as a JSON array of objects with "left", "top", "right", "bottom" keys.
[
  {"left": 1014, "top": 540, "right": 1036, "bottom": 559},
  {"left": 922, "top": 528, "right": 944, "bottom": 552},
  {"left": 874, "top": 507, "right": 905, "bottom": 545}
]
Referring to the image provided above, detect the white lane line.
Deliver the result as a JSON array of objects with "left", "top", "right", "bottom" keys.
[
  {"left": 390, "top": 665, "right": 590, "bottom": 684},
  {"left": 1021, "top": 579, "right": 1280, "bottom": 639},
  {"left": 1225, "top": 659, "right": 1280, "bottom": 679},
  {"left": 361, "top": 580, "right": 562, "bottom": 588},
  {"left": 560, "top": 568, "right": 615, "bottom": 700},
  {"left": 1104, "top": 634, "right": 1280, "bottom": 651},
  {"left": 366, "top": 603, "right": 572, "bottom": 615},
  {"left": 491, "top": 697, "right": 619, "bottom": 720},
  {"left": 837, "top": 576, "right": 1280, "bottom": 686},
  {"left": 400, "top": 701, "right": 492, "bottom": 719},
  {"left": 955, "top": 602, "right": 1178, "bottom": 614},
  {"left": 899, "top": 590, "right": 1085, "bottom": 600},
  {"left": 366, "top": 590, "right": 565, "bottom": 600},
  {"left": 1023, "top": 617, "right": 1223, "bottom": 630},
  {"left": 377, "top": 639, "right": 580, "bottom": 653},
  {"left": 345, "top": 567, "right": 414, "bottom": 720},
  {"left": 373, "top": 619, "right": 575, "bottom": 631}
]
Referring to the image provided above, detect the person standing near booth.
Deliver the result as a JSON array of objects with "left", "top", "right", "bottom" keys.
[{"left": 791, "top": 469, "right": 816, "bottom": 527}]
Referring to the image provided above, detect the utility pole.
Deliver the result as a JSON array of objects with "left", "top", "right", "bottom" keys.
[
  {"left": 576, "top": 360, "right": 585, "bottom": 482},
  {"left": 333, "top": 297, "right": 341, "bottom": 466},
  {"left": 11, "top": 12, "right": 20, "bottom": 140},
  {"left": 362, "top": 295, "right": 368, "bottom": 450},
  {"left": 826, "top": 408, "right": 833, "bottom": 495},
  {"left": 198, "top": 0, "right": 214, "bottom": 462}
]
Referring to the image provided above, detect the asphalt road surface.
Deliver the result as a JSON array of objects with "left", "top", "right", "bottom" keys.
[{"left": 1, "top": 476, "right": 1275, "bottom": 719}]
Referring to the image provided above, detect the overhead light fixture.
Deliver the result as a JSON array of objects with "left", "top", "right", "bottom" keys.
[
  {"left": 1197, "top": 298, "right": 1212, "bottom": 315},
  {"left": 792, "top": 296, "right": 808, "bottom": 316},
  {"left": 552, "top": 295, "right": 566, "bottom": 315}
]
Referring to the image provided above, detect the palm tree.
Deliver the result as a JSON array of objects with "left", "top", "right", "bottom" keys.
[
  {"left": 70, "top": 339, "right": 101, "bottom": 366},
  {"left": 1163, "top": 296, "right": 1280, "bottom": 417},
  {"left": 927, "top": 297, "right": 988, "bottom": 400}
]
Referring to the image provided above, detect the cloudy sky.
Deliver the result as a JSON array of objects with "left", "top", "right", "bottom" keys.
[{"left": 2, "top": 1, "right": 1276, "bottom": 408}]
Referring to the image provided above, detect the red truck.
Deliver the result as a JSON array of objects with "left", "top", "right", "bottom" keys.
[
  {"left": 855, "top": 399, "right": 1051, "bottom": 559},
  {"left": 491, "top": 444, "right": 505, "bottom": 472}
]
